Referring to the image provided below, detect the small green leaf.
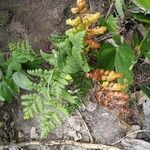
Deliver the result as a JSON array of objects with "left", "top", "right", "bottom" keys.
[
  {"left": 115, "top": 44, "right": 135, "bottom": 84},
  {"left": 12, "top": 71, "right": 31, "bottom": 90},
  {"left": 0, "top": 82, "right": 14, "bottom": 101},
  {"left": 107, "top": 15, "right": 118, "bottom": 32},
  {"left": 140, "top": 29, "right": 150, "bottom": 55},
  {"left": 141, "top": 86, "right": 150, "bottom": 98},
  {"left": 133, "top": 13, "right": 150, "bottom": 24},
  {"left": 133, "top": 0, "right": 150, "bottom": 12},
  {"left": 115, "top": 0, "right": 124, "bottom": 19}
]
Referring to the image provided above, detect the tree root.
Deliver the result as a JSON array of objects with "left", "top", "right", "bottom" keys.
[{"left": 0, "top": 140, "right": 122, "bottom": 150}]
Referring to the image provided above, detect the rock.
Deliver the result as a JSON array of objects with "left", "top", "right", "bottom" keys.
[
  {"left": 126, "top": 125, "right": 141, "bottom": 139},
  {"left": 86, "top": 101, "right": 97, "bottom": 112},
  {"left": 81, "top": 106, "right": 127, "bottom": 144},
  {"left": 30, "top": 126, "right": 39, "bottom": 139},
  {"left": 0, "top": 0, "right": 75, "bottom": 51},
  {"left": 143, "top": 100, "right": 150, "bottom": 132},
  {"left": 121, "top": 138, "right": 150, "bottom": 150},
  {"left": 54, "top": 114, "right": 90, "bottom": 142}
]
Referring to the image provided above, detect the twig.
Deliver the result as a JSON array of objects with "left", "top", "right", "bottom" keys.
[
  {"left": 111, "top": 130, "right": 149, "bottom": 145},
  {"left": 0, "top": 140, "right": 122, "bottom": 150},
  {"left": 105, "top": 0, "right": 116, "bottom": 19},
  {"left": 97, "top": 27, "right": 125, "bottom": 42},
  {"left": 76, "top": 110, "right": 94, "bottom": 143}
]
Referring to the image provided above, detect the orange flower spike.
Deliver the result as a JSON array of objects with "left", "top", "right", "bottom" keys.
[
  {"left": 77, "top": 0, "right": 87, "bottom": 9},
  {"left": 101, "top": 82, "right": 128, "bottom": 91},
  {"left": 82, "top": 12, "right": 101, "bottom": 27},
  {"left": 85, "top": 37, "right": 100, "bottom": 49},
  {"left": 86, "top": 69, "right": 104, "bottom": 81},
  {"left": 87, "top": 26, "right": 107, "bottom": 36},
  {"left": 101, "top": 70, "right": 123, "bottom": 82},
  {"left": 71, "top": 0, "right": 88, "bottom": 14}
]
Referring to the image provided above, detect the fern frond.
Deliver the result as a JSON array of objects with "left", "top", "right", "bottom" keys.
[
  {"left": 40, "top": 50, "right": 58, "bottom": 66},
  {"left": 21, "top": 67, "right": 78, "bottom": 137},
  {"left": 9, "top": 40, "right": 36, "bottom": 63},
  {"left": 21, "top": 30, "right": 90, "bottom": 137}
]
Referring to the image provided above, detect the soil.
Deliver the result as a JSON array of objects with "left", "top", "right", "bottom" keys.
[{"left": 0, "top": 0, "right": 150, "bottom": 150}]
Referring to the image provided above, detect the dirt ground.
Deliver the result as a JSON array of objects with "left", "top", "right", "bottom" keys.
[{"left": 0, "top": 0, "right": 150, "bottom": 150}]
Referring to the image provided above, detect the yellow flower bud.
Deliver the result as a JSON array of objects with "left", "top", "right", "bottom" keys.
[
  {"left": 66, "top": 16, "right": 81, "bottom": 27},
  {"left": 82, "top": 12, "right": 101, "bottom": 27}
]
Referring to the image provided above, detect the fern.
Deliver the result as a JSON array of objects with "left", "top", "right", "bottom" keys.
[
  {"left": 21, "top": 30, "right": 90, "bottom": 137},
  {"left": 9, "top": 40, "right": 36, "bottom": 63}
]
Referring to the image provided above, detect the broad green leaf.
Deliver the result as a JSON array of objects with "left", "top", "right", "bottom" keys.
[
  {"left": 141, "top": 86, "right": 150, "bottom": 98},
  {"left": 133, "top": 0, "right": 150, "bottom": 12},
  {"left": 112, "top": 34, "right": 124, "bottom": 46},
  {"left": 0, "top": 82, "right": 14, "bottom": 101},
  {"left": 98, "top": 43, "right": 135, "bottom": 84},
  {"left": 99, "top": 16, "right": 117, "bottom": 32},
  {"left": 98, "top": 43, "right": 116, "bottom": 70},
  {"left": 115, "top": 44, "right": 135, "bottom": 84},
  {"left": 107, "top": 15, "right": 118, "bottom": 32},
  {"left": 99, "top": 17, "right": 107, "bottom": 27},
  {"left": 133, "top": 13, "right": 150, "bottom": 24},
  {"left": 12, "top": 71, "right": 31, "bottom": 90},
  {"left": 115, "top": 0, "right": 124, "bottom": 19},
  {"left": 140, "top": 29, "right": 150, "bottom": 55}
]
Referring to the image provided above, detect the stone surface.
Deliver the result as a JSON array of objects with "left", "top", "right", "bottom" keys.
[
  {"left": 121, "top": 138, "right": 150, "bottom": 150},
  {"left": 0, "top": 0, "right": 74, "bottom": 51},
  {"left": 81, "top": 106, "right": 127, "bottom": 145}
]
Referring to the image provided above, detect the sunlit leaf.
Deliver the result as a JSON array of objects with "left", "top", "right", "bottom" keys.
[
  {"left": 107, "top": 15, "right": 118, "bottom": 32},
  {"left": 133, "top": 0, "right": 150, "bottom": 12},
  {"left": 115, "top": 0, "right": 124, "bottom": 19},
  {"left": 12, "top": 71, "right": 32, "bottom": 90}
]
